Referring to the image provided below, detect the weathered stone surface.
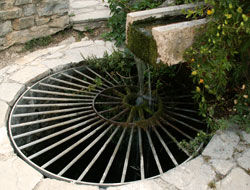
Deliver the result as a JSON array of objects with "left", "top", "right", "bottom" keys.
[
  {"left": 0, "top": 156, "right": 43, "bottom": 190},
  {"left": 0, "top": 0, "right": 15, "bottom": 10},
  {"left": 0, "top": 21, "right": 13, "bottom": 37},
  {"left": 35, "top": 16, "right": 50, "bottom": 26},
  {"left": 71, "top": 1, "right": 99, "bottom": 9},
  {"left": 17, "top": 49, "right": 49, "bottom": 64},
  {"left": 161, "top": 156, "right": 216, "bottom": 190},
  {"left": 58, "top": 36, "right": 76, "bottom": 46},
  {"left": 37, "top": 0, "right": 69, "bottom": 16},
  {"left": 69, "top": 40, "right": 94, "bottom": 49},
  {"left": 45, "top": 52, "right": 64, "bottom": 59},
  {"left": 9, "top": 65, "right": 50, "bottom": 85},
  {"left": 209, "top": 159, "right": 236, "bottom": 176},
  {"left": 0, "top": 8, "right": 22, "bottom": 21},
  {"left": 13, "top": 16, "right": 35, "bottom": 30},
  {"left": 71, "top": 9, "right": 110, "bottom": 24},
  {"left": 95, "top": 40, "right": 105, "bottom": 46},
  {"left": 0, "top": 101, "right": 10, "bottom": 128},
  {"left": 108, "top": 178, "right": 178, "bottom": 190},
  {"left": 0, "top": 127, "right": 14, "bottom": 159},
  {"left": 35, "top": 178, "right": 98, "bottom": 190},
  {"left": 23, "top": 4, "right": 36, "bottom": 16},
  {"left": 0, "top": 37, "right": 6, "bottom": 46},
  {"left": 237, "top": 149, "right": 250, "bottom": 171},
  {"left": 216, "top": 167, "right": 250, "bottom": 190},
  {"left": 202, "top": 129, "right": 240, "bottom": 160},
  {"left": 6, "top": 29, "right": 31, "bottom": 44},
  {"left": 15, "top": 0, "right": 32, "bottom": 6},
  {"left": 73, "top": 21, "right": 105, "bottom": 32},
  {"left": 63, "top": 49, "right": 83, "bottom": 63},
  {"left": 79, "top": 45, "right": 110, "bottom": 58},
  {"left": 241, "top": 131, "right": 250, "bottom": 144},
  {"left": 49, "top": 15, "right": 69, "bottom": 28},
  {"left": 152, "top": 19, "right": 207, "bottom": 65},
  {"left": 0, "top": 82, "right": 25, "bottom": 106}
]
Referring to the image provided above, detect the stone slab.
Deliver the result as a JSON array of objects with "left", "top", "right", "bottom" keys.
[
  {"left": 9, "top": 65, "right": 50, "bottom": 85},
  {"left": 237, "top": 149, "right": 250, "bottom": 171},
  {"left": 35, "top": 178, "right": 98, "bottom": 190},
  {"left": 202, "top": 129, "right": 240, "bottom": 160},
  {"left": 0, "top": 127, "right": 14, "bottom": 160},
  {"left": 0, "top": 156, "right": 43, "bottom": 190},
  {"left": 161, "top": 156, "right": 215, "bottom": 190},
  {"left": 71, "top": 9, "right": 110, "bottom": 23},
  {"left": 71, "top": 1, "right": 99, "bottom": 9},
  {"left": 241, "top": 131, "right": 250, "bottom": 144},
  {"left": 107, "top": 178, "right": 178, "bottom": 190},
  {"left": 209, "top": 159, "right": 236, "bottom": 176},
  {"left": 0, "top": 100, "right": 10, "bottom": 127},
  {"left": 0, "top": 82, "right": 25, "bottom": 105},
  {"left": 216, "top": 167, "right": 250, "bottom": 190}
]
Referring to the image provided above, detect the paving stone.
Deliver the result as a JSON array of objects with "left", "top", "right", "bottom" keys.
[
  {"left": 79, "top": 45, "right": 110, "bottom": 59},
  {"left": 241, "top": 131, "right": 250, "bottom": 144},
  {"left": 71, "top": 1, "right": 99, "bottom": 9},
  {"left": 69, "top": 40, "right": 94, "bottom": 49},
  {"left": 0, "top": 82, "right": 25, "bottom": 106},
  {"left": 237, "top": 149, "right": 250, "bottom": 171},
  {"left": 107, "top": 178, "right": 178, "bottom": 190},
  {"left": 0, "top": 127, "right": 14, "bottom": 159},
  {"left": 0, "top": 100, "right": 10, "bottom": 128},
  {"left": 41, "top": 58, "right": 70, "bottom": 72},
  {"left": 17, "top": 49, "right": 49, "bottom": 64},
  {"left": 161, "top": 156, "right": 216, "bottom": 190},
  {"left": 202, "top": 129, "right": 240, "bottom": 160},
  {"left": 47, "top": 44, "right": 66, "bottom": 53},
  {"left": 9, "top": 65, "right": 50, "bottom": 85},
  {"left": 95, "top": 40, "right": 105, "bottom": 46},
  {"left": 71, "top": 9, "right": 110, "bottom": 23},
  {"left": 0, "top": 156, "right": 43, "bottom": 190},
  {"left": 35, "top": 178, "right": 98, "bottom": 190},
  {"left": 209, "top": 159, "right": 236, "bottom": 176},
  {"left": 58, "top": 36, "right": 76, "bottom": 46},
  {"left": 64, "top": 49, "right": 84, "bottom": 63},
  {"left": 216, "top": 167, "right": 250, "bottom": 190},
  {"left": 45, "top": 52, "right": 64, "bottom": 59}
]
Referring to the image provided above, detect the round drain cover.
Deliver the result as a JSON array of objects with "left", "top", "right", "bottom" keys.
[{"left": 8, "top": 65, "right": 206, "bottom": 186}]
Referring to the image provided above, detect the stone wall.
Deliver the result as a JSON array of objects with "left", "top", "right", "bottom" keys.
[{"left": 0, "top": 0, "right": 70, "bottom": 50}]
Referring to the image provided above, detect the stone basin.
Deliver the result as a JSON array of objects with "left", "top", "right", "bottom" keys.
[{"left": 126, "top": 3, "right": 207, "bottom": 66}]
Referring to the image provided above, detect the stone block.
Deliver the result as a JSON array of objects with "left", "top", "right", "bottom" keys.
[
  {"left": 73, "top": 21, "right": 106, "bottom": 32},
  {"left": 35, "top": 16, "right": 50, "bottom": 26},
  {"left": 202, "top": 129, "right": 240, "bottom": 160},
  {"left": 0, "top": 82, "right": 25, "bottom": 106},
  {"left": 237, "top": 149, "right": 250, "bottom": 171},
  {"left": 0, "top": 100, "right": 10, "bottom": 128},
  {"left": 241, "top": 131, "right": 250, "bottom": 144},
  {"left": 71, "top": 1, "right": 99, "bottom": 9},
  {"left": 6, "top": 29, "right": 31, "bottom": 44},
  {"left": 0, "top": 8, "right": 22, "bottom": 21},
  {"left": 0, "top": 156, "right": 43, "bottom": 190},
  {"left": 161, "top": 156, "right": 216, "bottom": 190},
  {"left": 13, "top": 16, "right": 35, "bottom": 30},
  {"left": 216, "top": 168, "right": 250, "bottom": 190},
  {"left": 35, "top": 178, "right": 98, "bottom": 190},
  {"left": 49, "top": 15, "right": 69, "bottom": 28},
  {"left": 15, "top": 0, "right": 32, "bottom": 6},
  {"left": 0, "top": 37, "right": 6, "bottom": 46},
  {"left": 152, "top": 18, "right": 207, "bottom": 65},
  {"left": 23, "top": 4, "right": 37, "bottom": 16},
  {"left": 0, "top": 0, "right": 15, "bottom": 10},
  {"left": 0, "top": 21, "right": 13, "bottom": 37},
  {"left": 9, "top": 65, "right": 50, "bottom": 85},
  {"left": 37, "top": 0, "right": 69, "bottom": 17}
]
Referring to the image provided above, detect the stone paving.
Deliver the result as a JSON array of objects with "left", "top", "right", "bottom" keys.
[
  {"left": 0, "top": 37, "right": 249, "bottom": 189},
  {"left": 69, "top": 0, "right": 110, "bottom": 31}
]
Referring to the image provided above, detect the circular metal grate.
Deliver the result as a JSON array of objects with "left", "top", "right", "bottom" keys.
[{"left": 8, "top": 65, "right": 206, "bottom": 186}]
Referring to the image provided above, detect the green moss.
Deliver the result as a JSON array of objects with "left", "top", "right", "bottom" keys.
[{"left": 127, "top": 23, "right": 158, "bottom": 66}]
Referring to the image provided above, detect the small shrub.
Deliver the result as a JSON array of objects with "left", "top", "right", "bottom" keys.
[{"left": 24, "top": 36, "right": 53, "bottom": 50}]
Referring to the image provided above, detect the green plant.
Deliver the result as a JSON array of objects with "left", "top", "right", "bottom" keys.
[
  {"left": 103, "top": 0, "right": 164, "bottom": 46},
  {"left": 24, "top": 36, "right": 53, "bottom": 50},
  {"left": 182, "top": 0, "right": 250, "bottom": 132}
]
